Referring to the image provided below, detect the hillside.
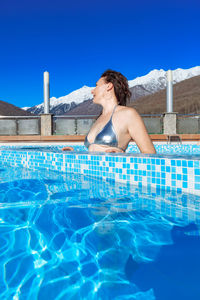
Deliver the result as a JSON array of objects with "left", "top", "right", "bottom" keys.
[
  {"left": 64, "top": 100, "right": 102, "bottom": 116},
  {"left": 0, "top": 100, "right": 34, "bottom": 116},
  {"left": 129, "top": 75, "right": 200, "bottom": 114}
]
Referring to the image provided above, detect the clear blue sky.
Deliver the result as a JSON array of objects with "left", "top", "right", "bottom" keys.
[{"left": 0, "top": 0, "right": 199, "bottom": 108}]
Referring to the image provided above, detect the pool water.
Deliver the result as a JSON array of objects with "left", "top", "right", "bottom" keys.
[
  {"left": 1, "top": 143, "right": 200, "bottom": 156},
  {"left": 0, "top": 162, "right": 200, "bottom": 300}
]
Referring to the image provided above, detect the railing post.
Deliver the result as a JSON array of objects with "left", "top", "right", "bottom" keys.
[
  {"left": 166, "top": 70, "right": 173, "bottom": 113},
  {"left": 44, "top": 71, "right": 50, "bottom": 114},
  {"left": 41, "top": 71, "right": 53, "bottom": 136},
  {"left": 163, "top": 70, "right": 177, "bottom": 135},
  {"left": 163, "top": 112, "right": 177, "bottom": 134},
  {"left": 41, "top": 114, "right": 53, "bottom": 136}
]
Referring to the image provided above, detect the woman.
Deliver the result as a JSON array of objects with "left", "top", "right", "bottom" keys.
[{"left": 63, "top": 70, "right": 156, "bottom": 154}]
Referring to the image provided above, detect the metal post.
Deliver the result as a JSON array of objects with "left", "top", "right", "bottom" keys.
[
  {"left": 166, "top": 70, "right": 173, "bottom": 113},
  {"left": 44, "top": 71, "right": 50, "bottom": 114}
]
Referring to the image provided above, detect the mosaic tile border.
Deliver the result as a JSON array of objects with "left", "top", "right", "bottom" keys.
[{"left": 0, "top": 149, "right": 200, "bottom": 196}]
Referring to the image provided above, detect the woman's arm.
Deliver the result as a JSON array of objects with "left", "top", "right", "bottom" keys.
[{"left": 127, "top": 108, "right": 156, "bottom": 154}]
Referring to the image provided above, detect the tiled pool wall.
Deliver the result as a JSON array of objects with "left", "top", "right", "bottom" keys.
[{"left": 0, "top": 147, "right": 200, "bottom": 196}]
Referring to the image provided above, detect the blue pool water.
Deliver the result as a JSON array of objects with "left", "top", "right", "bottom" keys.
[
  {"left": 1, "top": 143, "right": 200, "bottom": 156},
  {"left": 0, "top": 162, "right": 200, "bottom": 299}
]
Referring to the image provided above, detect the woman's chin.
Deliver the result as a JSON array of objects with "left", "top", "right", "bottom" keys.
[
  {"left": 93, "top": 99, "right": 102, "bottom": 106},
  {"left": 93, "top": 101, "right": 99, "bottom": 106},
  {"left": 92, "top": 97, "right": 97, "bottom": 103}
]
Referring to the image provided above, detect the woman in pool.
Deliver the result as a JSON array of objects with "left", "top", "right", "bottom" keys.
[{"left": 63, "top": 70, "right": 156, "bottom": 154}]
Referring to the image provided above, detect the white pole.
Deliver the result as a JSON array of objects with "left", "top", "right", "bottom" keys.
[
  {"left": 166, "top": 70, "right": 173, "bottom": 113},
  {"left": 44, "top": 71, "right": 50, "bottom": 114}
]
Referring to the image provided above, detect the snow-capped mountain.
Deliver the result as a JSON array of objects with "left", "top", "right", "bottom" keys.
[
  {"left": 25, "top": 86, "right": 93, "bottom": 115},
  {"left": 24, "top": 66, "right": 200, "bottom": 115},
  {"left": 129, "top": 66, "right": 200, "bottom": 89},
  {"left": 129, "top": 66, "right": 200, "bottom": 101}
]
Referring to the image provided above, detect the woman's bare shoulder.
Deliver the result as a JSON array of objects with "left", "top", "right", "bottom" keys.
[{"left": 117, "top": 106, "right": 140, "bottom": 118}]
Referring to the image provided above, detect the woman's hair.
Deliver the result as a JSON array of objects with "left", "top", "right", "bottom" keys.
[{"left": 101, "top": 69, "right": 131, "bottom": 106}]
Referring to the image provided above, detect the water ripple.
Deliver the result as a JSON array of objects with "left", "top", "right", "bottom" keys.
[{"left": 0, "top": 162, "right": 200, "bottom": 299}]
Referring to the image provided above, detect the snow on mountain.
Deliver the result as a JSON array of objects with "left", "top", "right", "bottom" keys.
[
  {"left": 24, "top": 66, "right": 200, "bottom": 115},
  {"left": 129, "top": 66, "right": 200, "bottom": 87},
  {"left": 22, "top": 106, "right": 31, "bottom": 110},
  {"left": 128, "top": 69, "right": 166, "bottom": 88},
  {"left": 25, "top": 85, "right": 94, "bottom": 115},
  {"left": 128, "top": 66, "right": 200, "bottom": 94},
  {"left": 35, "top": 85, "right": 93, "bottom": 110}
]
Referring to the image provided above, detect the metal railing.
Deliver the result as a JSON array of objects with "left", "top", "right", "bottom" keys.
[
  {"left": 0, "top": 113, "right": 199, "bottom": 136},
  {"left": 53, "top": 115, "right": 97, "bottom": 135},
  {"left": 142, "top": 114, "right": 163, "bottom": 134},
  {"left": 53, "top": 114, "right": 164, "bottom": 135},
  {"left": 177, "top": 114, "right": 200, "bottom": 134},
  {"left": 0, "top": 116, "right": 41, "bottom": 135}
]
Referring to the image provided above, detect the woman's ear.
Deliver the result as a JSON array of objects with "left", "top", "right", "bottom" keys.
[{"left": 107, "top": 82, "right": 114, "bottom": 91}]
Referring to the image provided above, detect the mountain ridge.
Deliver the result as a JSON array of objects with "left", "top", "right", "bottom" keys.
[
  {"left": 129, "top": 75, "right": 200, "bottom": 114},
  {"left": 24, "top": 66, "right": 200, "bottom": 115},
  {"left": 0, "top": 100, "right": 34, "bottom": 116},
  {"left": 59, "top": 75, "right": 200, "bottom": 116}
]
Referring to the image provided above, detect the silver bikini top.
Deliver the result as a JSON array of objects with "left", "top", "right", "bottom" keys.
[{"left": 84, "top": 105, "right": 125, "bottom": 151}]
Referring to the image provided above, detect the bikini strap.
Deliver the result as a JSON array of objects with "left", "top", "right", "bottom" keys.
[{"left": 111, "top": 105, "right": 118, "bottom": 119}]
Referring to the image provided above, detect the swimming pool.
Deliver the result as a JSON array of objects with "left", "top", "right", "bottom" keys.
[
  {"left": 0, "top": 144, "right": 200, "bottom": 196},
  {"left": 0, "top": 145, "right": 200, "bottom": 299}
]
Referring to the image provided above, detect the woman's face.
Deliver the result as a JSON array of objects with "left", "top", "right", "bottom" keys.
[{"left": 91, "top": 77, "right": 108, "bottom": 104}]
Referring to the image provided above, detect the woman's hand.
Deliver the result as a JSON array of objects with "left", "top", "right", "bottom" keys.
[{"left": 62, "top": 146, "right": 74, "bottom": 151}]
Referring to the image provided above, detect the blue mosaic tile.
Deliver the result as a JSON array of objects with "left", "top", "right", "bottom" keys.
[
  {"left": 177, "top": 174, "right": 182, "bottom": 181},
  {"left": 195, "top": 176, "right": 200, "bottom": 183},
  {"left": 195, "top": 169, "right": 200, "bottom": 176},
  {"left": 1, "top": 144, "right": 200, "bottom": 196},
  {"left": 161, "top": 179, "right": 166, "bottom": 185},
  {"left": 182, "top": 160, "right": 187, "bottom": 167},
  {"left": 161, "top": 173, "right": 166, "bottom": 179},
  {"left": 195, "top": 184, "right": 200, "bottom": 190},
  {"left": 183, "top": 168, "right": 188, "bottom": 174},
  {"left": 188, "top": 161, "right": 194, "bottom": 167},
  {"left": 172, "top": 181, "right": 176, "bottom": 187},
  {"left": 171, "top": 160, "right": 176, "bottom": 166}
]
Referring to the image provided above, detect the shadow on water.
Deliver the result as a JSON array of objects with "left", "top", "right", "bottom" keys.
[{"left": 125, "top": 223, "right": 200, "bottom": 300}]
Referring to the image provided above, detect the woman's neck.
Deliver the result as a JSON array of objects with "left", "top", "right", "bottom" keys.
[
  {"left": 101, "top": 104, "right": 117, "bottom": 116},
  {"left": 101, "top": 96, "right": 118, "bottom": 116}
]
